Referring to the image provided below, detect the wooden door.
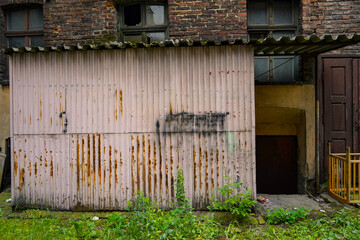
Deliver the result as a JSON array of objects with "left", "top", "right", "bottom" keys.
[
  {"left": 256, "top": 136, "right": 298, "bottom": 194},
  {"left": 322, "top": 58, "right": 359, "bottom": 181}
]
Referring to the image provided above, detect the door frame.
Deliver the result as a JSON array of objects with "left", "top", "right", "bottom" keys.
[{"left": 317, "top": 54, "right": 360, "bottom": 183}]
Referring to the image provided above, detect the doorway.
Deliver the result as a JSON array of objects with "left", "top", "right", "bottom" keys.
[
  {"left": 320, "top": 57, "right": 360, "bottom": 182},
  {"left": 256, "top": 135, "right": 298, "bottom": 194}
]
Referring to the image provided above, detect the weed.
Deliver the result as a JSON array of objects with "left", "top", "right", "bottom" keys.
[
  {"left": 210, "top": 175, "right": 256, "bottom": 217},
  {"left": 267, "top": 207, "right": 310, "bottom": 225}
]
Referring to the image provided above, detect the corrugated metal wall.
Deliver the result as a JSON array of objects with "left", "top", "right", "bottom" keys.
[{"left": 10, "top": 46, "right": 255, "bottom": 210}]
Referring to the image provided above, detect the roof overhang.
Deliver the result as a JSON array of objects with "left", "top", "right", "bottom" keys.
[{"left": 4, "top": 34, "right": 360, "bottom": 56}]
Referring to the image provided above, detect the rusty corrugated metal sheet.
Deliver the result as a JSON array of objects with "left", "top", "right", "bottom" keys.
[{"left": 11, "top": 46, "right": 255, "bottom": 210}]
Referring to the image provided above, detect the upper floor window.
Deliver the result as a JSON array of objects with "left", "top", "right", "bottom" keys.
[
  {"left": 248, "top": 0, "right": 299, "bottom": 82},
  {"left": 118, "top": 1, "right": 168, "bottom": 43},
  {"left": 5, "top": 6, "right": 44, "bottom": 48}
]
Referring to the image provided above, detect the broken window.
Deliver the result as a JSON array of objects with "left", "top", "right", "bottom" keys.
[
  {"left": 118, "top": 1, "right": 168, "bottom": 43},
  {"left": 248, "top": 0, "right": 299, "bottom": 82},
  {"left": 5, "top": 6, "right": 44, "bottom": 48}
]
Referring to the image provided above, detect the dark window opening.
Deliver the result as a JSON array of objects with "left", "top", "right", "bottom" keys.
[
  {"left": 118, "top": 1, "right": 168, "bottom": 44},
  {"left": 5, "top": 6, "right": 44, "bottom": 48},
  {"left": 124, "top": 4, "right": 141, "bottom": 26}
]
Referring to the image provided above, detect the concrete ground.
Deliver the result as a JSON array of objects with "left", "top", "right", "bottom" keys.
[{"left": 255, "top": 192, "right": 351, "bottom": 217}]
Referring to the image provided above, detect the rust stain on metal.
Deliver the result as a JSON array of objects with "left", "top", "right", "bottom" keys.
[
  {"left": 40, "top": 98, "right": 42, "bottom": 121},
  {"left": 98, "top": 136, "right": 102, "bottom": 185},
  {"left": 216, "top": 149, "right": 220, "bottom": 187},
  {"left": 131, "top": 136, "right": 135, "bottom": 194},
  {"left": 205, "top": 150, "right": 209, "bottom": 195},
  {"left": 50, "top": 117, "right": 52, "bottom": 127},
  {"left": 199, "top": 134, "right": 203, "bottom": 189},
  {"left": 142, "top": 135, "right": 146, "bottom": 193},
  {"left": 44, "top": 155, "right": 48, "bottom": 168},
  {"left": 82, "top": 137, "right": 85, "bottom": 189},
  {"left": 211, "top": 149, "right": 214, "bottom": 188},
  {"left": 159, "top": 138, "right": 163, "bottom": 193},
  {"left": 87, "top": 134, "right": 91, "bottom": 187},
  {"left": 170, "top": 136, "right": 174, "bottom": 198},
  {"left": 40, "top": 155, "right": 43, "bottom": 167},
  {"left": 93, "top": 135, "right": 96, "bottom": 185},
  {"left": 170, "top": 103, "right": 173, "bottom": 115},
  {"left": 34, "top": 162, "right": 38, "bottom": 176},
  {"left": 30, "top": 114, "right": 32, "bottom": 125},
  {"left": 14, "top": 151, "right": 18, "bottom": 176},
  {"left": 114, "top": 89, "right": 118, "bottom": 121},
  {"left": 136, "top": 136, "right": 140, "bottom": 191},
  {"left": 76, "top": 137, "right": 80, "bottom": 192},
  {"left": 193, "top": 147, "right": 197, "bottom": 189},
  {"left": 50, "top": 151, "right": 54, "bottom": 178},
  {"left": 109, "top": 145, "right": 112, "bottom": 193},
  {"left": 114, "top": 149, "right": 118, "bottom": 184},
  {"left": 148, "top": 136, "right": 151, "bottom": 195},
  {"left": 153, "top": 141, "right": 157, "bottom": 190},
  {"left": 120, "top": 90, "right": 123, "bottom": 117},
  {"left": 19, "top": 168, "right": 25, "bottom": 191},
  {"left": 28, "top": 161, "right": 31, "bottom": 177}
]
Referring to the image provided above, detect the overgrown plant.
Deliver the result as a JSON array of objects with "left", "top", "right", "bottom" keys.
[
  {"left": 210, "top": 175, "right": 256, "bottom": 217},
  {"left": 105, "top": 169, "right": 221, "bottom": 239},
  {"left": 267, "top": 207, "right": 310, "bottom": 225}
]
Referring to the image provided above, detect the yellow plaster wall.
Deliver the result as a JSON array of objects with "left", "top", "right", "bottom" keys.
[
  {"left": 0, "top": 85, "right": 10, "bottom": 154},
  {"left": 255, "top": 85, "right": 315, "bottom": 180}
]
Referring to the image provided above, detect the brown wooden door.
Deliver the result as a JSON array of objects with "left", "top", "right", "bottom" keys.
[
  {"left": 256, "top": 136, "right": 298, "bottom": 194},
  {"left": 322, "top": 58, "right": 359, "bottom": 181}
]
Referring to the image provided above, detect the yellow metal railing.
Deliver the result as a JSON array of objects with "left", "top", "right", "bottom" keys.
[{"left": 328, "top": 144, "right": 360, "bottom": 204}]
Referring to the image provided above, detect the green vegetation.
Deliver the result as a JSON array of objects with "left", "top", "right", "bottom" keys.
[
  {"left": 267, "top": 207, "right": 310, "bottom": 224},
  {"left": 209, "top": 175, "right": 256, "bottom": 217},
  {"left": 0, "top": 173, "right": 359, "bottom": 239}
]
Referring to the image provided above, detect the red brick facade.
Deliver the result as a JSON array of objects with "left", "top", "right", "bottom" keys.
[
  {"left": 168, "top": 0, "right": 247, "bottom": 40},
  {"left": 44, "top": 0, "right": 118, "bottom": 46}
]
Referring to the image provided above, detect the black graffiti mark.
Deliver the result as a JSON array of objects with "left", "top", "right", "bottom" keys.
[{"left": 157, "top": 112, "right": 229, "bottom": 134}]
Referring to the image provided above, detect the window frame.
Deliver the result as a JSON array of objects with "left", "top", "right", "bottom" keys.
[
  {"left": 5, "top": 5, "right": 44, "bottom": 47},
  {"left": 117, "top": 0, "right": 169, "bottom": 43},
  {"left": 247, "top": 0, "right": 300, "bottom": 83}
]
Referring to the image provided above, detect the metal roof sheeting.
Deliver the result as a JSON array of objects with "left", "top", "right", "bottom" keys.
[{"left": 4, "top": 34, "right": 360, "bottom": 56}]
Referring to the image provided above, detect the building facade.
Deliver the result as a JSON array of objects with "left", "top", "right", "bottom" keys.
[{"left": 1, "top": 0, "right": 360, "bottom": 200}]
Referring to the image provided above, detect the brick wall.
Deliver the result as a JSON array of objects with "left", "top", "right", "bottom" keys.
[
  {"left": 301, "top": 0, "right": 360, "bottom": 54},
  {"left": 44, "top": 0, "right": 118, "bottom": 46},
  {"left": 0, "top": 7, "right": 7, "bottom": 84},
  {"left": 168, "top": 0, "right": 247, "bottom": 41}
]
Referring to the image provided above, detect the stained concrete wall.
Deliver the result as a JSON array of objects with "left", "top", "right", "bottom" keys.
[
  {"left": 0, "top": 85, "right": 10, "bottom": 154},
  {"left": 255, "top": 85, "right": 315, "bottom": 193}
]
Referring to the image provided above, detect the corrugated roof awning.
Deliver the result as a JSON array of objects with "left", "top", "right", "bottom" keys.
[{"left": 4, "top": 34, "right": 360, "bottom": 56}]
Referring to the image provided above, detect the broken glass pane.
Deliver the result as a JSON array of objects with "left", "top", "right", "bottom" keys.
[
  {"left": 146, "top": 5, "right": 165, "bottom": 26},
  {"left": 30, "top": 8, "right": 43, "bottom": 30},
  {"left": 8, "top": 10, "right": 25, "bottom": 31},
  {"left": 248, "top": 0, "right": 267, "bottom": 25},
  {"left": 274, "top": 0, "right": 293, "bottom": 25},
  {"left": 272, "top": 31, "right": 294, "bottom": 39},
  {"left": 8, "top": 37, "right": 25, "bottom": 48},
  {"left": 124, "top": 4, "right": 141, "bottom": 26},
  {"left": 254, "top": 57, "right": 269, "bottom": 82},
  {"left": 30, "top": 36, "right": 44, "bottom": 47},
  {"left": 147, "top": 32, "right": 165, "bottom": 42}
]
